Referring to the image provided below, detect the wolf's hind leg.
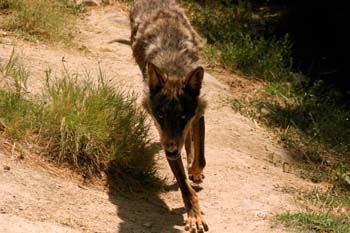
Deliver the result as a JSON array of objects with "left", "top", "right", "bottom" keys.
[
  {"left": 187, "top": 116, "right": 206, "bottom": 184},
  {"left": 185, "top": 128, "right": 194, "bottom": 170}
]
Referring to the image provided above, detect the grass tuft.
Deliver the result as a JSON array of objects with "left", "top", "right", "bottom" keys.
[
  {"left": 0, "top": 0, "right": 84, "bottom": 42},
  {"left": 0, "top": 52, "right": 155, "bottom": 179},
  {"left": 274, "top": 212, "right": 350, "bottom": 233},
  {"left": 0, "top": 50, "right": 33, "bottom": 138},
  {"left": 38, "top": 67, "right": 152, "bottom": 177}
]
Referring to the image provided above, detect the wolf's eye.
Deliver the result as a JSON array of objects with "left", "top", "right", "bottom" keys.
[
  {"left": 157, "top": 113, "right": 164, "bottom": 119},
  {"left": 180, "top": 115, "right": 186, "bottom": 119}
]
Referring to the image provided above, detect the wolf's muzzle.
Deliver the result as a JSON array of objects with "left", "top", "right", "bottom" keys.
[
  {"left": 165, "top": 141, "right": 180, "bottom": 160},
  {"left": 165, "top": 150, "right": 180, "bottom": 160}
]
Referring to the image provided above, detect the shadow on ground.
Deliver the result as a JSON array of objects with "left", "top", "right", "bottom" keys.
[{"left": 106, "top": 142, "right": 184, "bottom": 233}]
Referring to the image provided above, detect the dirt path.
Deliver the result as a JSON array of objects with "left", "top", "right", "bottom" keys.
[{"left": 0, "top": 5, "right": 321, "bottom": 233}]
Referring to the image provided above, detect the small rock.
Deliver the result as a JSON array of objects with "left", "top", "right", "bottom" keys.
[
  {"left": 3, "top": 165, "right": 10, "bottom": 171},
  {"left": 256, "top": 211, "right": 266, "bottom": 218},
  {"left": 260, "top": 107, "right": 270, "bottom": 116},
  {"left": 143, "top": 222, "right": 153, "bottom": 228}
]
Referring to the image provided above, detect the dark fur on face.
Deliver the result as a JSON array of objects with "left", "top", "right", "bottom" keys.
[{"left": 143, "top": 63, "right": 206, "bottom": 159}]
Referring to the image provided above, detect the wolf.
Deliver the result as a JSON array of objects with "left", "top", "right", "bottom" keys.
[{"left": 129, "top": 0, "right": 209, "bottom": 232}]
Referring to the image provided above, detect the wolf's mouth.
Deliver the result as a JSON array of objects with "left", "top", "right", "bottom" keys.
[{"left": 165, "top": 150, "right": 180, "bottom": 160}]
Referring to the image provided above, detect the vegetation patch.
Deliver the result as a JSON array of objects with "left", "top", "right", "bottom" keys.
[
  {"left": 182, "top": 0, "right": 350, "bottom": 186},
  {"left": 0, "top": 51, "right": 155, "bottom": 179},
  {"left": 298, "top": 188, "right": 350, "bottom": 214},
  {"left": 274, "top": 212, "right": 350, "bottom": 233},
  {"left": 0, "top": 0, "right": 84, "bottom": 42},
  {"left": 180, "top": 1, "right": 350, "bottom": 230},
  {"left": 183, "top": 0, "right": 292, "bottom": 81},
  {"left": 228, "top": 86, "right": 350, "bottom": 186}
]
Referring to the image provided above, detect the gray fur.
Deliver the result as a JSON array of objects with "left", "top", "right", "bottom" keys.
[{"left": 129, "top": 0, "right": 203, "bottom": 79}]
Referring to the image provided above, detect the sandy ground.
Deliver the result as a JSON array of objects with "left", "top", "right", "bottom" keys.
[{"left": 0, "top": 5, "right": 322, "bottom": 233}]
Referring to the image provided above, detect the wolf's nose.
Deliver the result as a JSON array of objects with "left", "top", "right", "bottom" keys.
[{"left": 166, "top": 141, "right": 178, "bottom": 155}]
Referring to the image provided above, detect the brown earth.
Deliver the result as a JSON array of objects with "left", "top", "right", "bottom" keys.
[{"left": 0, "top": 5, "right": 324, "bottom": 233}]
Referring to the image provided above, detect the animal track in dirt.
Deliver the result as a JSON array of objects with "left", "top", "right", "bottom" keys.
[{"left": 0, "top": 5, "right": 323, "bottom": 233}]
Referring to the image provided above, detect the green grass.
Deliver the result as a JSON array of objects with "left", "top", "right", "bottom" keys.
[
  {"left": 184, "top": 0, "right": 350, "bottom": 187},
  {"left": 267, "top": 98, "right": 350, "bottom": 153},
  {"left": 274, "top": 212, "right": 350, "bottom": 233},
  {"left": 0, "top": 51, "right": 155, "bottom": 179},
  {"left": 184, "top": 0, "right": 350, "bottom": 153},
  {"left": 188, "top": 2, "right": 350, "bottom": 218},
  {"left": 0, "top": 50, "right": 33, "bottom": 138},
  {"left": 184, "top": 1, "right": 292, "bottom": 81},
  {"left": 298, "top": 188, "right": 350, "bottom": 213},
  {"left": 236, "top": 89, "right": 350, "bottom": 154},
  {"left": 274, "top": 185, "right": 350, "bottom": 232},
  {"left": 180, "top": 1, "right": 350, "bottom": 193},
  {"left": 229, "top": 92, "right": 350, "bottom": 183},
  {"left": 0, "top": 0, "right": 84, "bottom": 42}
]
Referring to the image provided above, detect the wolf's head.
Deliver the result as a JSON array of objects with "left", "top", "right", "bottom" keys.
[{"left": 143, "top": 62, "right": 206, "bottom": 160}]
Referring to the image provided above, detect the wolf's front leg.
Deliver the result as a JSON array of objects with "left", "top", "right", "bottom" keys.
[{"left": 167, "top": 157, "right": 209, "bottom": 232}]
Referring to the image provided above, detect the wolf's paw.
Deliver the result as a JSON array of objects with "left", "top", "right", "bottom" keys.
[
  {"left": 189, "top": 173, "right": 205, "bottom": 184},
  {"left": 185, "top": 208, "right": 208, "bottom": 232}
]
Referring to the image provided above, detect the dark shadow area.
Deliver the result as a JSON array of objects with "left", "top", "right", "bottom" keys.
[
  {"left": 219, "top": 0, "right": 350, "bottom": 161},
  {"left": 162, "top": 182, "right": 179, "bottom": 192},
  {"left": 191, "top": 185, "right": 203, "bottom": 192},
  {"left": 162, "top": 181, "right": 203, "bottom": 192},
  {"left": 252, "top": 97, "right": 350, "bottom": 185},
  {"left": 273, "top": 1, "right": 349, "bottom": 97},
  {"left": 260, "top": 99, "right": 350, "bottom": 154},
  {"left": 106, "top": 142, "right": 184, "bottom": 233},
  {"left": 250, "top": 1, "right": 350, "bottom": 179}
]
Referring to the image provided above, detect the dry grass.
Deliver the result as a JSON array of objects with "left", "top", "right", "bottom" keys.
[
  {"left": 0, "top": 51, "right": 156, "bottom": 180},
  {"left": 0, "top": 0, "right": 84, "bottom": 43}
]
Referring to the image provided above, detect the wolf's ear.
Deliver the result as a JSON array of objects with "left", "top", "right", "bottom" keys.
[
  {"left": 147, "top": 62, "right": 167, "bottom": 93},
  {"left": 184, "top": 66, "right": 204, "bottom": 96}
]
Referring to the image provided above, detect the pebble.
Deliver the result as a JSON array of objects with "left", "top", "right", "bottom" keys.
[{"left": 143, "top": 222, "right": 153, "bottom": 228}]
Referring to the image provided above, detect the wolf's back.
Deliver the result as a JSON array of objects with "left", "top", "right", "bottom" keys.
[
  {"left": 129, "top": 0, "right": 176, "bottom": 41},
  {"left": 130, "top": 0, "right": 203, "bottom": 79}
]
